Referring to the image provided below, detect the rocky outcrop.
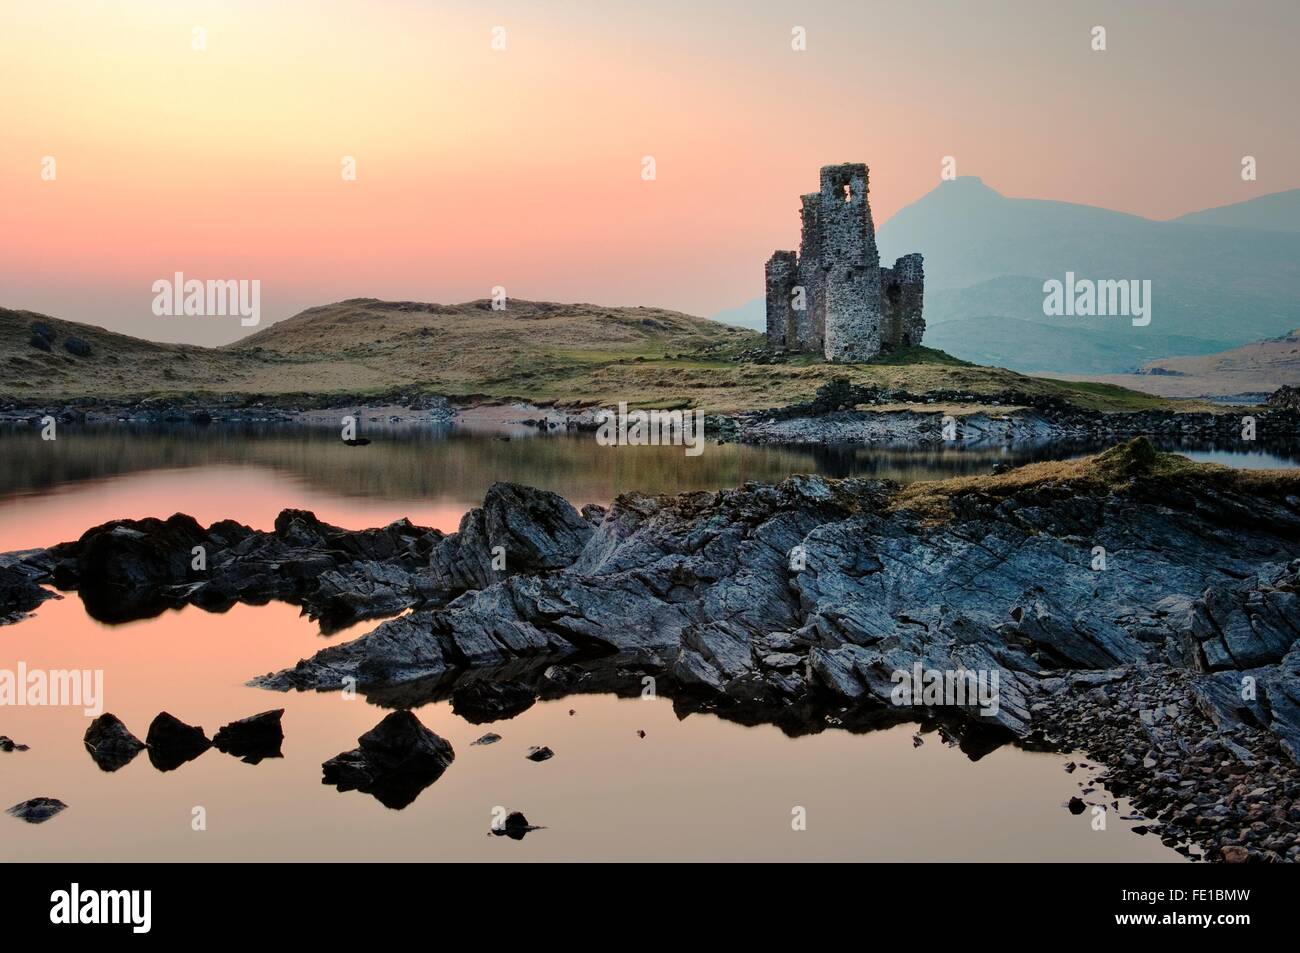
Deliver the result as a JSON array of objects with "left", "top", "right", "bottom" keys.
[
  {"left": 321, "top": 710, "right": 455, "bottom": 809},
  {"left": 1267, "top": 385, "right": 1300, "bottom": 412},
  {"left": 429, "top": 482, "right": 593, "bottom": 591},
  {"left": 83, "top": 713, "right": 146, "bottom": 772},
  {"left": 6, "top": 485, "right": 591, "bottom": 633},
  {"left": 21, "top": 509, "right": 443, "bottom": 629},
  {"left": 253, "top": 441, "right": 1300, "bottom": 858}
]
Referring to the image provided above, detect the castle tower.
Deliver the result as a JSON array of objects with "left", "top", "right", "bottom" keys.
[
  {"left": 762, "top": 162, "right": 924, "bottom": 362},
  {"left": 817, "top": 163, "right": 884, "bottom": 362}
]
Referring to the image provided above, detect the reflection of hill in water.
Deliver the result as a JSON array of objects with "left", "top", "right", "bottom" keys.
[
  {"left": 0, "top": 424, "right": 1094, "bottom": 503},
  {"left": 4, "top": 424, "right": 1292, "bottom": 504}
]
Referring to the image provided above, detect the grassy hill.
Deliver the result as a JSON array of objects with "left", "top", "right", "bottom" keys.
[
  {"left": 2, "top": 299, "right": 1193, "bottom": 414},
  {"left": 1055, "top": 329, "right": 1300, "bottom": 400}
]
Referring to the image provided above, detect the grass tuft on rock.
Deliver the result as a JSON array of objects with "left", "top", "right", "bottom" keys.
[{"left": 890, "top": 437, "right": 1300, "bottom": 522}]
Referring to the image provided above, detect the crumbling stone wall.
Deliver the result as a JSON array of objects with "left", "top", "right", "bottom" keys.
[
  {"left": 764, "top": 251, "right": 797, "bottom": 350},
  {"left": 881, "top": 253, "right": 925, "bottom": 347},
  {"left": 764, "top": 163, "right": 924, "bottom": 362},
  {"left": 795, "top": 193, "right": 825, "bottom": 352}
]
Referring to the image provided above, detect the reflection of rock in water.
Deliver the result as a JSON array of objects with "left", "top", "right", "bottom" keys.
[{"left": 322, "top": 710, "right": 455, "bottom": 810}]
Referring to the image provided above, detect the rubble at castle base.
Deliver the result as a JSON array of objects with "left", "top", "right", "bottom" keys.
[{"left": 766, "top": 163, "right": 925, "bottom": 363}]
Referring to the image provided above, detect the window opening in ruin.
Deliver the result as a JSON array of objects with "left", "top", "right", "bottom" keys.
[{"left": 842, "top": 184, "right": 851, "bottom": 203}]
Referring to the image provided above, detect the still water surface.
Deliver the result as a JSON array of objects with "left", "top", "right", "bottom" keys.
[{"left": 2, "top": 425, "right": 1293, "bottom": 861}]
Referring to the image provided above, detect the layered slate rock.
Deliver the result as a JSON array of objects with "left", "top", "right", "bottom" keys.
[
  {"left": 83, "top": 713, "right": 146, "bottom": 772},
  {"left": 321, "top": 709, "right": 455, "bottom": 809},
  {"left": 428, "top": 482, "right": 594, "bottom": 592},
  {"left": 212, "top": 709, "right": 285, "bottom": 764},
  {"left": 260, "top": 442, "right": 1300, "bottom": 745}
]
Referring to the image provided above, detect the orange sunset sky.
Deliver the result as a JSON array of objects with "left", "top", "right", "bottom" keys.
[{"left": 2, "top": 0, "right": 1298, "bottom": 345}]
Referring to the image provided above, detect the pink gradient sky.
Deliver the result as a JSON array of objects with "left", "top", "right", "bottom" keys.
[{"left": 2, "top": 0, "right": 1297, "bottom": 345}]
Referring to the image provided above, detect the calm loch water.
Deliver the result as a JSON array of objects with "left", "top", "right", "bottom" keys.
[{"left": 2, "top": 423, "right": 1293, "bottom": 861}]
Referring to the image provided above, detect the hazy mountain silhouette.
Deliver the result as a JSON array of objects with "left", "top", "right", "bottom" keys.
[{"left": 1171, "top": 189, "right": 1300, "bottom": 232}]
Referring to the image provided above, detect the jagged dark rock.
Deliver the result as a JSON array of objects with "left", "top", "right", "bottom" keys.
[
  {"left": 18, "top": 489, "right": 587, "bottom": 631},
  {"left": 0, "top": 556, "right": 55, "bottom": 625},
  {"left": 525, "top": 745, "right": 554, "bottom": 762},
  {"left": 321, "top": 710, "right": 455, "bottom": 809},
  {"left": 212, "top": 709, "right": 284, "bottom": 764},
  {"left": 145, "top": 712, "right": 211, "bottom": 771},
  {"left": 429, "top": 482, "right": 593, "bottom": 592},
  {"left": 471, "top": 732, "right": 502, "bottom": 746},
  {"left": 7, "top": 797, "right": 67, "bottom": 824},
  {"left": 83, "top": 713, "right": 145, "bottom": 771},
  {"left": 30, "top": 509, "right": 442, "bottom": 629},
  {"left": 250, "top": 440, "right": 1300, "bottom": 860},
  {"left": 1267, "top": 385, "right": 1300, "bottom": 413},
  {"left": 0, "top": 736, "right": 29, "bottom": 752}
]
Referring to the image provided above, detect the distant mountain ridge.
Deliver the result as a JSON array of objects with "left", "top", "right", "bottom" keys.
[{"left": 718, "top": 180, "right": 1300, "bottom": 375}]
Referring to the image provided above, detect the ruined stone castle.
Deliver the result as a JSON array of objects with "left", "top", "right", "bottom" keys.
[{"left": 765, "top": 163, "right": 925, "bottom": 362}]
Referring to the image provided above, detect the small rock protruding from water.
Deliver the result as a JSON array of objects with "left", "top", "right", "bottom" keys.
[
  {"left": 213, "top": 709, "right": 284, "bottom": 764},
  {"left": 7, "top": 797, "right": 67, "bottom": 824},
  {"left": 1067, "top": 796, "right": 1087, "bottom": 815},
  {"left": 0, "top": 735, "right": 29, "bottom": 752},
  {"left": 471, "top": 732, "right": 502, "bottom": 746},
  {"left": 637, "top": 730, "right": 646, "bottom": 739},
  {"left": 491, "top": 811, "right": 543, "bottom": 840},
  {"left": 145, "top": 712, "right": 211, "bottom": 772},
  {"left": 83, "top": 713, "right": 145, "bottom": 772},
  {"left": 525, "top": 745, "right": 554, "bottom": 762},
  {"left": 322, "top": 709, "right": 455, "bottom": 809}
]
